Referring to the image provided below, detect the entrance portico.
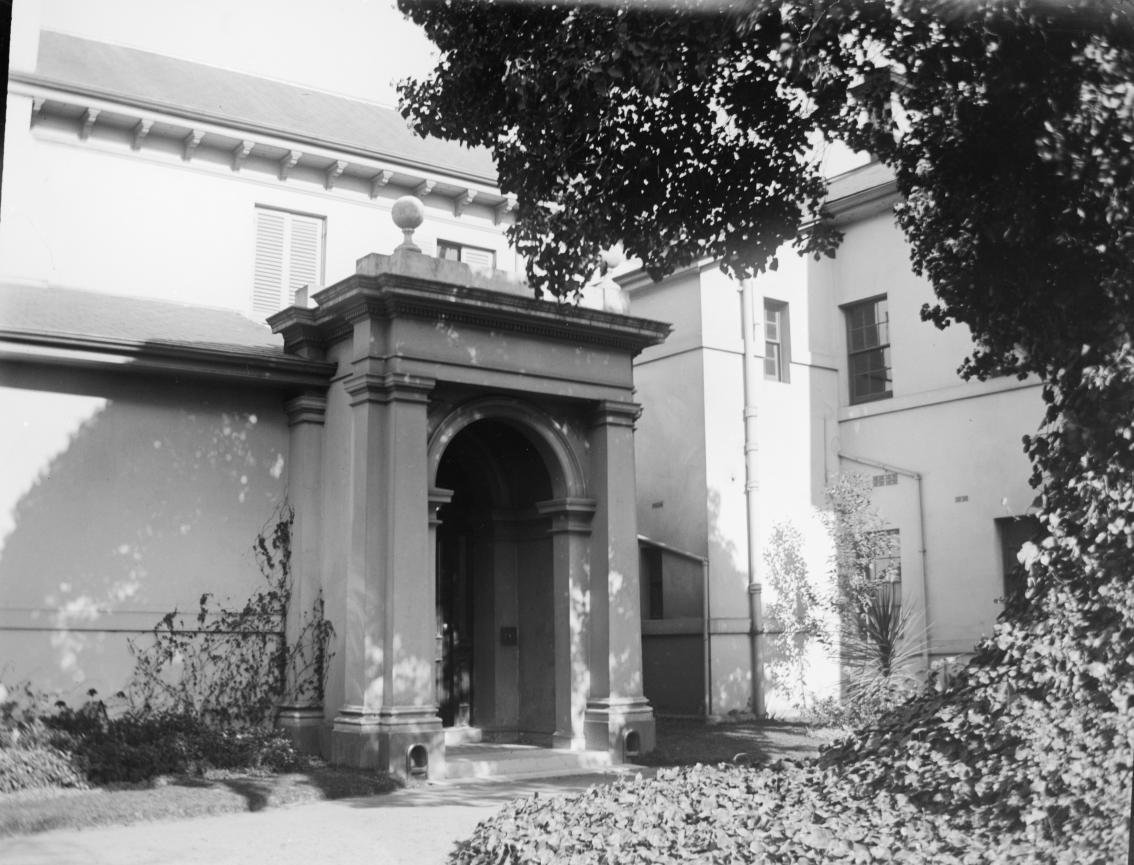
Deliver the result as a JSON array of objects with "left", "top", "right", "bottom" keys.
[{"left": 270, "top": 203, "right": 668, "bottom": 778}]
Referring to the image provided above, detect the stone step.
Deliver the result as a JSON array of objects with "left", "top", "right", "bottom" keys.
[
  {"left": 439, "top": 743, "right": 617, "bottom": 781},
  {"left": 443, "top": 725, "right": 484, "bottom": 747}
]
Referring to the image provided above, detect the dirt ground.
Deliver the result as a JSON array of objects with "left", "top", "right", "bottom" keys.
[{"left": 634, "top": 716, "right": 831, "bottom": 768}]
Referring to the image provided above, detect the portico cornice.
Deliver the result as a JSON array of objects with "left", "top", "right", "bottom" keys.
[{"left": 273, "top": 271, "right": 671, "bottom": 356}]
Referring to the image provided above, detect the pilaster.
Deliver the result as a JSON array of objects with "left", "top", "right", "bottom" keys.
[
  {"left": 331, "top": 370, "right": 444, "bottom": 779},
  {"left": 277, "top": 393, "right": 327, "bottom": 754},
  {"left": 584, "top": 399, "right": 655, "bottom": 754},
  {"left": 537, "top": 497, "right": 596, "bottom": 749}
]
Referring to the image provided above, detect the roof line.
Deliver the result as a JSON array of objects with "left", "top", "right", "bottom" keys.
[{"left": 10, "top": 69, "right": 499, "bottom": 187}]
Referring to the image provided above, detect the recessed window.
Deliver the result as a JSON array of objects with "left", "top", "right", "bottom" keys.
[
  {"left": 996, "top": 516, "right": 1041, "bottom": 604},
  {"left": 764, "top": 300, "right": 790, "bottom": 383},
  {"left": 252, "top": 207, "right": 325, "bottom": 319},
  {"left": 868, "top": 528, "right": 902, "bottom": 607},
  {"left": 437, "top": 240, "right": 496, "bottom": 270},
  {"left": 845, "top": 296, "right": 892, "bottom": 404}
]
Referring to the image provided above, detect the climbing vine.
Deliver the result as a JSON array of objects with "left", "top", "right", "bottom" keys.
[{"left": 127, "top": 505, "right": 334, "bottom": 728}]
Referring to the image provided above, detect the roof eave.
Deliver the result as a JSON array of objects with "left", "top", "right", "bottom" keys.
[{"left": 0, "top": 330, "right": 336, "bottom": 388}]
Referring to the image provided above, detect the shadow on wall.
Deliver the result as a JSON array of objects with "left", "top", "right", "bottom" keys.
[
  {"left": 0, "top": 372, "right": 289, "bottom": 702},
  {"left": 706, "top": 486, "right": 753, "bottom": 716}
]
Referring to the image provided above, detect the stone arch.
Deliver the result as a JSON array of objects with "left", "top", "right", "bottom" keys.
[{"left": 428, "top": 396, "right": 587, "bottom": 500}]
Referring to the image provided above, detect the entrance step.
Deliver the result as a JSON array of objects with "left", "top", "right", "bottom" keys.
[
  {"left": 441, "top": 743, "right": 616, "bottom": 781},
  {"left": 443, "top": 726, "right": 483, "bottom": 747}
]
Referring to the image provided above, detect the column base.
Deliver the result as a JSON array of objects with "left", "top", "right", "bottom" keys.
[
  {"left": 330, "top": 705, "right": 445, "bottom": 781},
  {"left": 276, "top": 705, "right": 326, "bottom": 757},
  {"left": 584, "top": 697, "right": 655, "bottom": 759}
]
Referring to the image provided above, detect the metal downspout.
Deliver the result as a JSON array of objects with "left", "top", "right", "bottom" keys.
[
  {"left": 739, "top": 277, "right": 766, "bottom": 718},
  {"left": 837, "top": 452, "right": 931, "bottom": 670}
]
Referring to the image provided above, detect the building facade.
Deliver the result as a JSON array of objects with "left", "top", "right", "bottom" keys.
[
  {"left": 627, "top": 161, "right": 1043, "bottom": 717},
  {"left": 1, "top": 2, "right": 1044, "bottom": 760},
  {"left": 0, "top": 17, "right": 664, "bottom": 775}
]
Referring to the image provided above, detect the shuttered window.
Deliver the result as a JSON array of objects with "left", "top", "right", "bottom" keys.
[
  {"left": 252, "top": 207, "right": 325, "bottom": 319},
  {"left": 437, "top": 239, "right": 496, "bottom": 270}
]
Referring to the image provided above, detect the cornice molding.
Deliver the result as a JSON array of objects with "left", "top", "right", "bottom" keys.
[
  {"left": 821, "top": 176, "right": 900, "bottom": 225},
  {"left": 10, "top": 75, "right": 512, "bottom": 216},
  {"left": 290, "top": 274, "right": 672, "bottom": 356},
  {"left": 9, "top": 72, "right": 499, "bottom": 188}
]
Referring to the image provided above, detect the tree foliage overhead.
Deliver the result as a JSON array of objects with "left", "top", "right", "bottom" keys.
[
  {"left": 400, "top": 0, "right": 1134, "bottom": 857},
  {"left": 399, "top": 0, "right": 842, "bottom": 294}
]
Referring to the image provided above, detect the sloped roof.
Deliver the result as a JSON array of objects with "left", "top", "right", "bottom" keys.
[
  {"left": 0, "top": 283, "right": 286, "bottom": 357},
  {"left": 29, "top": 31, "right": 497, "bottom": 182}
]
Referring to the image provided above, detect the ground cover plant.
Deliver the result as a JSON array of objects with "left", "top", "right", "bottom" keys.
[
  {"left": 401, "top": 0, "right": 1134, "bottom": 860},
  {"left": 0, "top": 506, "right": 351, "bottom": 831}
]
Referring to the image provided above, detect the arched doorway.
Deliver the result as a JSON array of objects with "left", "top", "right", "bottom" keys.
[{"left": 434, "top": 417, "right": 556, "bottom": 740}]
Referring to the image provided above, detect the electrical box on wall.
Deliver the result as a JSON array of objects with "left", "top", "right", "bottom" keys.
[{"left": 499, "top": 626, "right": 518, "bottom": 646}]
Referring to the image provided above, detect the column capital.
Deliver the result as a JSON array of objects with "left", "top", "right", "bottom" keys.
[
  {"left": 285, "top": 393, "right": 328, "bottom": 426},
  {"left": 428, "top": 487, "right": 454, "bottom": 526},
  {"left": 345, "top": 372, "right": 436, "bottom": 406},
  {"left": 536, "top": 497, "right": 598, "bottom": 534},
  {"left": 590, "top": 399, "right": 641, "bottom": 429}
]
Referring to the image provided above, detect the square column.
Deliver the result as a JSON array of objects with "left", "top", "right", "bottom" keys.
[
  {"left": 537, "top": 497, "right": 596, "bottom": 750},
  {"left": 331, "top": 369, "right": 444, "bottom": 780},
  {"left": 584, "top": 400, "right": 655, "bottom": 757},
  {"left": 277, "top": 393, "right": 328, "bottom": 755}
]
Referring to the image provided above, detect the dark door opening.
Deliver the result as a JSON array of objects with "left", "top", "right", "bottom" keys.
[
  {"left": 434, "top": 416, "right": 554, "bottom": 735},
  {"left": 436, "top": 526, "right": 474, "bottom": 727}
]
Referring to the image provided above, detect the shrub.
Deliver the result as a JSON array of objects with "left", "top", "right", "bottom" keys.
[
  {"left": 45, "top": 698, "right": 307, "bottom": 785},
  {"left": 0, "top": 682, "right": 88, "bottom": 793},
  {"left": 0, "top": 747, "right": 86, "bottom": 794},
  {"left": 450, "top": 762, "right": 1114, "bottom": 865}
]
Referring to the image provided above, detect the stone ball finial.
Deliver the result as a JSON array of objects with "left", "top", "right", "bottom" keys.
[{"left": 392, "top": 195, "right": 425, "bottom": 253}]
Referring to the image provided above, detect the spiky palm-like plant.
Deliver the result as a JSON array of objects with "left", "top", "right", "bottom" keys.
[{"left": 842, "top": 587, "right": 923, "bottom": 706}]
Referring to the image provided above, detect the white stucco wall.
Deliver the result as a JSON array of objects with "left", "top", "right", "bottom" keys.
[
  {"left": 0, "top": 370, "right": 290, "bottom": 703},
  {"left": 822, "top": 209, "right": 1044, "bottom": 660}
]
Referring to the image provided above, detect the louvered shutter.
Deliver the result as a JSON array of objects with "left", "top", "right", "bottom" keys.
[
  {"left": 460, "top": 245, "right": 496, "bottom": 270},
  {"left": 286, "top": 214, "right": 323, "bottom": 303},
  {"left": 252, "top": 209, "right": 287, "bottom": 318},
  {"left": 251, "top": 209, "right": 325, "bottom": 319}
]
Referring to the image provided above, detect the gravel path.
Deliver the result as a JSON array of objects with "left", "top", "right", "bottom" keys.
[
  {"left": 0, "top": 721, "right": 825, "bottom": 865},
  {"left": 0, "top": 771, "right": 646, "bottom": 865}
]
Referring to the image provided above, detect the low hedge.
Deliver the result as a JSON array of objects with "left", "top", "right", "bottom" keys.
[
  {"left": 450, "top": 762, "right": 1117, "bottom": 865},
  {"left": 1, "top": 692, "right": 307, "bottom": 792}
]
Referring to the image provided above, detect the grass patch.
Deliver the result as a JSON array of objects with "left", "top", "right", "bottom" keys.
[{"left": 0, "top": 763, "right": 399, "bottom": 837}]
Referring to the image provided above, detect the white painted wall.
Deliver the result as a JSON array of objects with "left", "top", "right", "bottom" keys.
[
  {"left": 821, "top": 209, "right": 1044, "bottom": 659},
  {"left": 0, "top": 112, "right": 516, "bottom": 315},
  {"left": 630, "top": 200, "right": 1044, "bottom": 716},
  {"left": 0, "top": 372, "right": 289, "bottom": 703}
]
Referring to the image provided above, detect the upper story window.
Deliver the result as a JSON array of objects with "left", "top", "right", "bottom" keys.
[
  {"left": 437, "top": 240, "right": 496, "bottom": 270},
  {"left": 845, "top": 296, "right": 892, "bottom": 404},
  {"left": 252, "top": 207, "right": 325, "bottom": 319},
  {"left": 764, "top": 300, "right": 790, "bottom": 383}
]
